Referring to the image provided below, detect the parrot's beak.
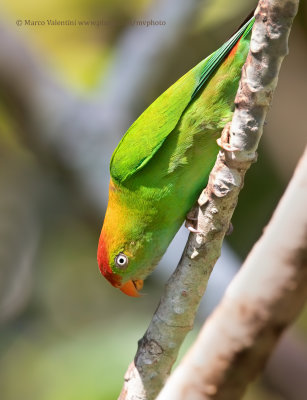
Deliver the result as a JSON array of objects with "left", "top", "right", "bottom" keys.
[{"left": 120, "top": 279, "right": 143, "bottom": 297}]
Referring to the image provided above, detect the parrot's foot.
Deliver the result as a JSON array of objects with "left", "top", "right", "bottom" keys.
[{"left": 185, "top": 207, "right": 202, "bottom": 234}]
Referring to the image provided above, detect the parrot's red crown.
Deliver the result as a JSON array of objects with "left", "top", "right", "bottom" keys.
[
  {"left": 97, "top": 234, "right": 121, "bottom": 287},
  {"left": 97, "top": 232, "right": 142, "bottom": 297}
]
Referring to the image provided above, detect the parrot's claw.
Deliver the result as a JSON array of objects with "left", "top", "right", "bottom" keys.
[
  {"left": 185, "top": 218, "right": 202, "bottom": 234},
  {"left": 217, "top": 137, "right": 240, "bottom": 152},
  {"left": 187, "top": 226, "right": 202, "bottom": 234},
  {"left": 185, "top": 205, "right": 201, "bottom": 233}
]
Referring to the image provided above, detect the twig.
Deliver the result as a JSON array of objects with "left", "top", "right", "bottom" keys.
[
  {"left": 119, "top": 0, "right": 299, "bottom": 399},
  {"left": 157, "top": 144, "right": 307, "bottom": 400}
]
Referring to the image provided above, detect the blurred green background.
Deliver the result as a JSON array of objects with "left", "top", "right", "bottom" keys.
[{"left": 0, "top": 0, "right": 307, "bottom": 399}]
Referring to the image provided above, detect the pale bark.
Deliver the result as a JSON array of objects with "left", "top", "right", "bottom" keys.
[
  {"left": 120, "top": 0, "right": 300, "bottom": 399},
  {"left": 157, "top": 144, "right": 307, "bottom": 400}
]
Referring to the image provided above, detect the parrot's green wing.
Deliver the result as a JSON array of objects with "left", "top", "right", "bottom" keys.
[{"left": 110, "top": 17, "right": 254, "bottom": 184}]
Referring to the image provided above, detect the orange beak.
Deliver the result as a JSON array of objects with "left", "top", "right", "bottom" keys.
[{"left": 120, "top": 280, "right": 143, "bottom": 297}]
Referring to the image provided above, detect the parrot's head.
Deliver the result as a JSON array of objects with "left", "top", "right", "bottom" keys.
[
  {"left": 97, "top": 228, "right": 144, "bottom": 297},
  {"left": 97, "top": 180, "right": 158, "bottom": 297}
]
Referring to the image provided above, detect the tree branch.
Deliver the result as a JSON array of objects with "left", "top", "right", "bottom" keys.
[
  {"left": 120, "top": 0, "right": 299, "bottom": 399},
  {"left": 157, "top": 144, "right": 307, "bottom": 400}
]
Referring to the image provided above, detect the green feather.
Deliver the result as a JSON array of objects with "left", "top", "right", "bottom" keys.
[
  {"left": 110, "top": 16, "right": 254, "bottom": 184},
  {"left": 98, "top": 14, "right": 255, "bottom": 291}
]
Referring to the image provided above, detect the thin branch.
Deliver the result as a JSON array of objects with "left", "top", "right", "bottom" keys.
[
  {"left": 120, "top": 0, "right": 299, "bottom": 399},
  {"left": 157, "top": 144, "right": 307, "bottom": 400}
]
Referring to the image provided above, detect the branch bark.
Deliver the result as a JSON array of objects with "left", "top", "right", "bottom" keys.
[
  {"left": 157, "top": 144, "right": 307, "bottom": 400},
  {"left": 120, "top": 0, "right": 299, "bottom": 399}
]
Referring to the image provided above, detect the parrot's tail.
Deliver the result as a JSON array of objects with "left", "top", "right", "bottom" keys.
[{"left": 191, "top": 13, "right": 255, "bottom": 100}]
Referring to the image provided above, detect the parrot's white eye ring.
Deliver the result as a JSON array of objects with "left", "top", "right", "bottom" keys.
[{"left": 115, "top": 253, "right": 129, "bottom": 269}]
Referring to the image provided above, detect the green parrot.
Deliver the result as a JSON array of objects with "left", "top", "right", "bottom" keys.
[{"left": 98, "top": 15, "right": 255, "bottom": 296}]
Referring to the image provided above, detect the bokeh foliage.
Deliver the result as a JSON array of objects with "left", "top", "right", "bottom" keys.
[{"left": 0, "top": 0, "right": 306, "bottom": 399}]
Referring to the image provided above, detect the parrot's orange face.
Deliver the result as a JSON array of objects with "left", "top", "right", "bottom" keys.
[
  {"left": 97, "top": 180, "right": 146, "bottom": 297},
  {"left": 97, "top": 230, "right": 144, "bottom": 297}
]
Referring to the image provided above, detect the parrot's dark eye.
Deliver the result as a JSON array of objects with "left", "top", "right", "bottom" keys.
[{"left": 115, "top": 253, "right": 129, "bottom": 269}]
